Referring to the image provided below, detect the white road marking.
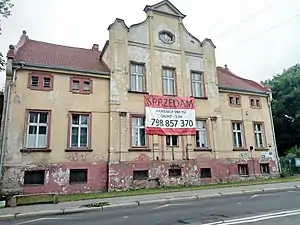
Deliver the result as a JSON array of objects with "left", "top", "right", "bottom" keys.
[
  {"left": 123, "top": 216, "right": 128, "bottom": 219},
  {"left": 201, "top": 209, "right": 300, "bottom": 225},
  {"left": 16, "top": 217, "right": 63, "bottom": 225},
  {"left": 250, "top": 195, "right": 258, "bottom": 198},
  {"left": 250, "top": 193, "right": 282, "bottom": 199},
  {"left": 151, "top": 203, "right": 186, "bottom": 210}
]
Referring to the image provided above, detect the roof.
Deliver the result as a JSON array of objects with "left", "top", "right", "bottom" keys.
[
  {"left": 217, "top": 66, "right": 270, "bottom": 93},
  {"left": 8, "top": 31, "right": 270, "bottom": 94},
  {"left": 9, "top": 31, "right": 109, "bottom": 74}
]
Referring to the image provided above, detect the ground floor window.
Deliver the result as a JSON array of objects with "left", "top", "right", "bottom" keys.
[
  {"left": 200, "top": 168, "right": 212, "bottom": 178},
  {"left": 238, "top": 164, "right": 249, "bottom": 175},
  {"left": 260, "top": 163, "right": 270, "bottom": 174}
]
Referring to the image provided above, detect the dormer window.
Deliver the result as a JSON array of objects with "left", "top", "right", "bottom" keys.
[{"left": 159, "top": 30, "right": 175, "bottom": 44}]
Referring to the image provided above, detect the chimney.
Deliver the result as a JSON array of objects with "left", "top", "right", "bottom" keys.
[
  {"left": 92, "top": 44, "right": 99, "bottom": 51},
  {"left": 224, "top": 64, "right": 228, "bottom": 69},
  {"left": 6, "top": 45, "right": 15, "bottom": 59}
]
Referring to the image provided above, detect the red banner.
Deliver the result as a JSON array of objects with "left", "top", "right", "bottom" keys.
[{"left": 145, "top": 95, "right": 196, "bottom": 135}]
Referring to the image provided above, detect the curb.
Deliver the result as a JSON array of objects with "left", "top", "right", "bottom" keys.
[{"left": 1, "top": 185, "right": 299, "bottom": 221}]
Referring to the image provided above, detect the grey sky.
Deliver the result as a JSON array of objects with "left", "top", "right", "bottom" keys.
[{"left": 1, "top": 0, "right": 300, "bottom": 86}]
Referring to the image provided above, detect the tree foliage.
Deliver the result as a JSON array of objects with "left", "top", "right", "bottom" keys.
[
  {"left": 263, "top": 64, "right": 300, "bottom": 156},
  {"left": 0, "top": 0, "right": 14, "bottom": 71}
]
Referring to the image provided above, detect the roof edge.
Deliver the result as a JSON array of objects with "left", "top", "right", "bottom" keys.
[{"left": 218, "top": 86, "right": 270, "bottom": 95}]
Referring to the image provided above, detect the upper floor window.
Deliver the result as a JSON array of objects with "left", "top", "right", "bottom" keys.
[
  {"left": 162, "top": 67, "right": 176, "bottom": 95},
  {"left": 131, "top": 116, "right": 146, "bottom": 148},
  {"left": 254, "top": 122, "right": 265, "bottom": 148},
  {"left": 68, "top": 112, "right": 91, "bottom": 149},
  {"left": 191, "top": 71, "right": 204, "bottom": 98},
  {"left": 26, "top": 110, "right": 51, "bottom": 149},
  {"left": 158, "top": 30, "right": 175, "bottom": 44},
  {"left": 229, "top": 95, "right": 241, "bottom": 107},
  {"left": 250, "top": 97, "right": 261, "bottom": 109},
  {"left": 70, "top": 77, "right": 92, "bottom": 94},
  {"left": 28, "top": 73, "right": 53, "bottom": 91},
  {"left": 232, "top": 122, "right": 245, "bottom": 148},
  {"left": 166, "top": 135, "right": 179, "bottom": 147},
  {"left": 130, "top": 62, "right": 146, "bottom": 92},
  {"left": 196, "top": 120, "right": 208, "bottom": 148}
]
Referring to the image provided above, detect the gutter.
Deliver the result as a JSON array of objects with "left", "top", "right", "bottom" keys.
[
  {"left": 267, "top": 92, "right": 282, "bottom": 174},
  {"left": 0, "top": 64, "right": 24, "bottom": 180},
  {"left": 218, "top": 86, "right": 268, "bottom": 95}
]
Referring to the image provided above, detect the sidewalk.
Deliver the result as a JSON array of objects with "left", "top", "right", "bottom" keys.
[{"left": 1, "top": 181, "right": 300, "bottom": 218}]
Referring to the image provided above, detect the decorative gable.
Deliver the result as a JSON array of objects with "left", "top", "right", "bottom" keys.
[{"left": 144, "top": 0, "right": 186, "bottom": 18}]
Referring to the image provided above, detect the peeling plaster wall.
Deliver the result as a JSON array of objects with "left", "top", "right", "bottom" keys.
[{"left": 1, "top": 70, "right": 110, "bottom": 194}]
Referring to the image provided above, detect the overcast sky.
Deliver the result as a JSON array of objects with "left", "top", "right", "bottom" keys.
[{"left": 1, "top": 0, "right": 300, "bottom": 86}]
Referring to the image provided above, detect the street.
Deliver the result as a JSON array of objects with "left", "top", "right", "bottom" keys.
[{"left": 3, "top": 191, "right": 300, "bottom": 225}]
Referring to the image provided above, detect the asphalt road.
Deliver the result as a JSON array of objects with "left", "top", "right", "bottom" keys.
[{"left": 4, "top": 191, "right": 300, "bottom": 225}]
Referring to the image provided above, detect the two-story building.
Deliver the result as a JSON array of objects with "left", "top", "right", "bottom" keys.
[{"left": 0, "top": 0, "right": 279, "bottom": 195}]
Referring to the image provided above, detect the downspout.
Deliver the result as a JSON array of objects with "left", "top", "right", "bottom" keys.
[
  {"left": 0, "top": 65, "right": 23, "bottom": 180},
  {"left": 267, "top": 92, "right": 282, "bottom": 174}
]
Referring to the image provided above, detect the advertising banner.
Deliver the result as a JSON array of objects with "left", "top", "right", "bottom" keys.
[{"left": 145, "top": 95, "right": 196, "bottom": 135}]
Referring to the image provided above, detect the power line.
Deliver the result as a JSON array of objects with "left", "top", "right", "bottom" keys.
[{"left": 214, "top": 1, "right": 276, "bottom": 39}]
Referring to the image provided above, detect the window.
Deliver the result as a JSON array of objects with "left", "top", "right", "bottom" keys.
[
  {"left": 232, "top": 122, "right": 244, "bottom": 148},
  {"left": 69, "top": 113, "right": 91, "bottom": 149},
  {"left": 158, "top": 30, "right": 175, "bottom": 44},
  {"left": 200, "top": 168, "right": 212, "bottom": 178},
  {"left": 196, "top": 120, "right": 208, "bottom": 148},
  {"left": 254, "top": 123, "right": 265, "bottom": 148},
  {"left": 26, "top": 111, "right": 50, "bottom": 149},
  {"left": 69, "top": 169, "right": 88, "bottom": 184},
  {"left": 162, "top": 67, "right": 176, "bottom": 95},
  {"left": 24, "top": 170, "right": 45, "bottom": 186},
  {"left": 228, "top": 95, "right": 241, "bottom": 107},
  {"left": 250, "top": 97, "right": 261, "bottom": 108},
  {"left": 168, "top": 168, "right": 181, "bottom": 177},
  {"left": 166, "top": 135, "right": 178, "bottom": 146},
  {"left": 28, "top": 73, "right": 53, "bottom": 91},
  {"left": 238, "top": 164, "right": 249, "bottom": 175},
  {"left": 191, "top": 71, "right": 204, "bottom": 97},
  {"left": 70, "top": 77, "right": 92, "bottom": 94},
  {"left": 133, "top": 170, "right": 149, "bottom": 180},
  {"left": 260, "top": 163, "right": 270, "bottom": 174},
  {"left": 130, "top": 63, "right": 146, "bottom": 92},
  {"left": 131, "top": 116, "right": 146, "bottom": 148}
]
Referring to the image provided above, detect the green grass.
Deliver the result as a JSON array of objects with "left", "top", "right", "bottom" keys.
[{"left": 16, "top": 175, "right": 300, "bottom": 206}]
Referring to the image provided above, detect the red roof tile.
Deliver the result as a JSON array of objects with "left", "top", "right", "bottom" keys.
[
  {"left": 217, "top": 66, "right": 270, "bottom": 93},
  {"left": 13, "top": 34, "right": 109, "bottom": 74}
]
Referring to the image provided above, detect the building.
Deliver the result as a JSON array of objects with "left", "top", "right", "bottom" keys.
[{"left": 0, "top": 0, "right": 279, "bottom": 195}]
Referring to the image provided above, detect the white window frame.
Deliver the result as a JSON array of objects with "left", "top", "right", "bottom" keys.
[
  {"left": 162, "top": 68, "right": 175, "bottom": 95},
  {"left": 254, "top": 123, "right": 265, "bottom": 148},
  {"left": 191, "top": 71, "right": 203, "bottom": 97},
  {"left": 196, "top": 120, "right": 208, "bottom": 148},
  {"left": 166, "top": 135, "right": 179, "bottom": 147},
  {"left": 70, "top": 114, "right": 89, "bottom": 148},
  {"left": 232, "top": 122, "right": 244, "bottom": 148},
  {"left": 130, "top": 63, "right": 145, "bottom": 92},
  {"left": 26, "top": 111, "right": 49, "bottom": 148},
  {"left": 131, "top": 117, "right": 146, "bottom": 147}
]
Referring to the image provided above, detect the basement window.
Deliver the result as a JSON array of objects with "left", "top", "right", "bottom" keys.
[
  {"left": 238, "top": 164, "right": 249, "bottom": 175},
  {"left": 69, "top": 169, "right": 88, "bottom": 184},
  {"left": 168, "top": 168, "right": 181, "bottom": 177},
  {"left": 24, "top": 170, "right": 45, "bottom": 186},
  {"left": 260, "top": 163, "right": 270, "bottom": 174},
  {"left": 133, "top": 170, "right": 149, "bottom": 180},
  {"left": 200, "top": 168, "right": 212, "bottom": 178}
]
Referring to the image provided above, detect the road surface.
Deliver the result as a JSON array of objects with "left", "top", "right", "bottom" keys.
[{"left": 3, "top": 190, "right": 300, "bottom": 225}]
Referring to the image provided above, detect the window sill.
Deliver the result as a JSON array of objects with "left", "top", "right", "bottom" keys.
[
  {"left": 239, "top": 174, "right": 250, "bottom": 177},
  {"left": 23, "top": 184, "right": 45, "bottom": 187},
  {"left": 28, "top": 86, "right": 53, "bottom": 92},
  {"left": 229, "top": 104, "right": 242, "bottom": 107},
  {"left": 233, "top": 148, "right": 248, "bottom": 151},
  {"left": 65, "top": 148, "right": 93, "bottom": 152},
  {"left": 70, "top": 91, "right": 92, "bottom": 95},
  {"left": 255, "top": 148, "right": 269, "bottom": 151},
  {"left": 191, "top": 96, "right": 208, "bottom": 100},
  {"left": 69, "top": 182, "right": 88, "bottom": 185},
  {"left": 128, "top": 148, "right": 151, "bottom": 152},
  {"left": 20, "top": 148, "right": 52, "bottom": 153},
  {"left": 194, "top": 148, "right": 212, "bottom": 152},
  {"left": 250, "top": 107, "right": 262, "bottom": 109},
  {"left": 166, "top": 146, "right": 179, "bottom": 148},
  {"left": 128, "top": 90, "right": 149, "bottom": 94}
]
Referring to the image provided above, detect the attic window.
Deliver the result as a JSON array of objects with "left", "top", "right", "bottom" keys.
[
  {"left": 228, "top": 95, "right": 241, "bottom": 107},
  {"left": 28, "top": 73, "right": 53, "bottom": 91},
  {"left": 250, "top": 97, "right": 261, "bottom": 109},
  {"left": 159, "top": 30, "right": 175, "bottom": 44},
  {"left": 70, "top": 77, "right": 92, "bottom": 94}
]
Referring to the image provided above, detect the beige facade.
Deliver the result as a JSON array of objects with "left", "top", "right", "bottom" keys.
[{"left": 0, "top": 0, "right": 278, "bottom": 194}]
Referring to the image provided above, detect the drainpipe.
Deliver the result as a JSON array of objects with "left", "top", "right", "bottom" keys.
[
  {"left": 267, "top": 92, "right": 282, "bottom": 174},
  {"left": 0, "top": 65, "right": 23, "bottom": 180}
]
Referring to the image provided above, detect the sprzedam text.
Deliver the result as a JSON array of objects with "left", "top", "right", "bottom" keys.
[{"left": 151, "top": 119, "right": 194, "bottom": 127}]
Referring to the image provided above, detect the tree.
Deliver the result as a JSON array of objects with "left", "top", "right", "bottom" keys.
[
  {"left": 263, "top": 64, "right": 300, "bottom": 156},
  {"left": 0, "top": 0, "right": 14, "bottom": 71}
]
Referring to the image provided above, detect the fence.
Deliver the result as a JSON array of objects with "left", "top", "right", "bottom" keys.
[{"left": 280, "top": 156, "right": 300, "bottom": 177}]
